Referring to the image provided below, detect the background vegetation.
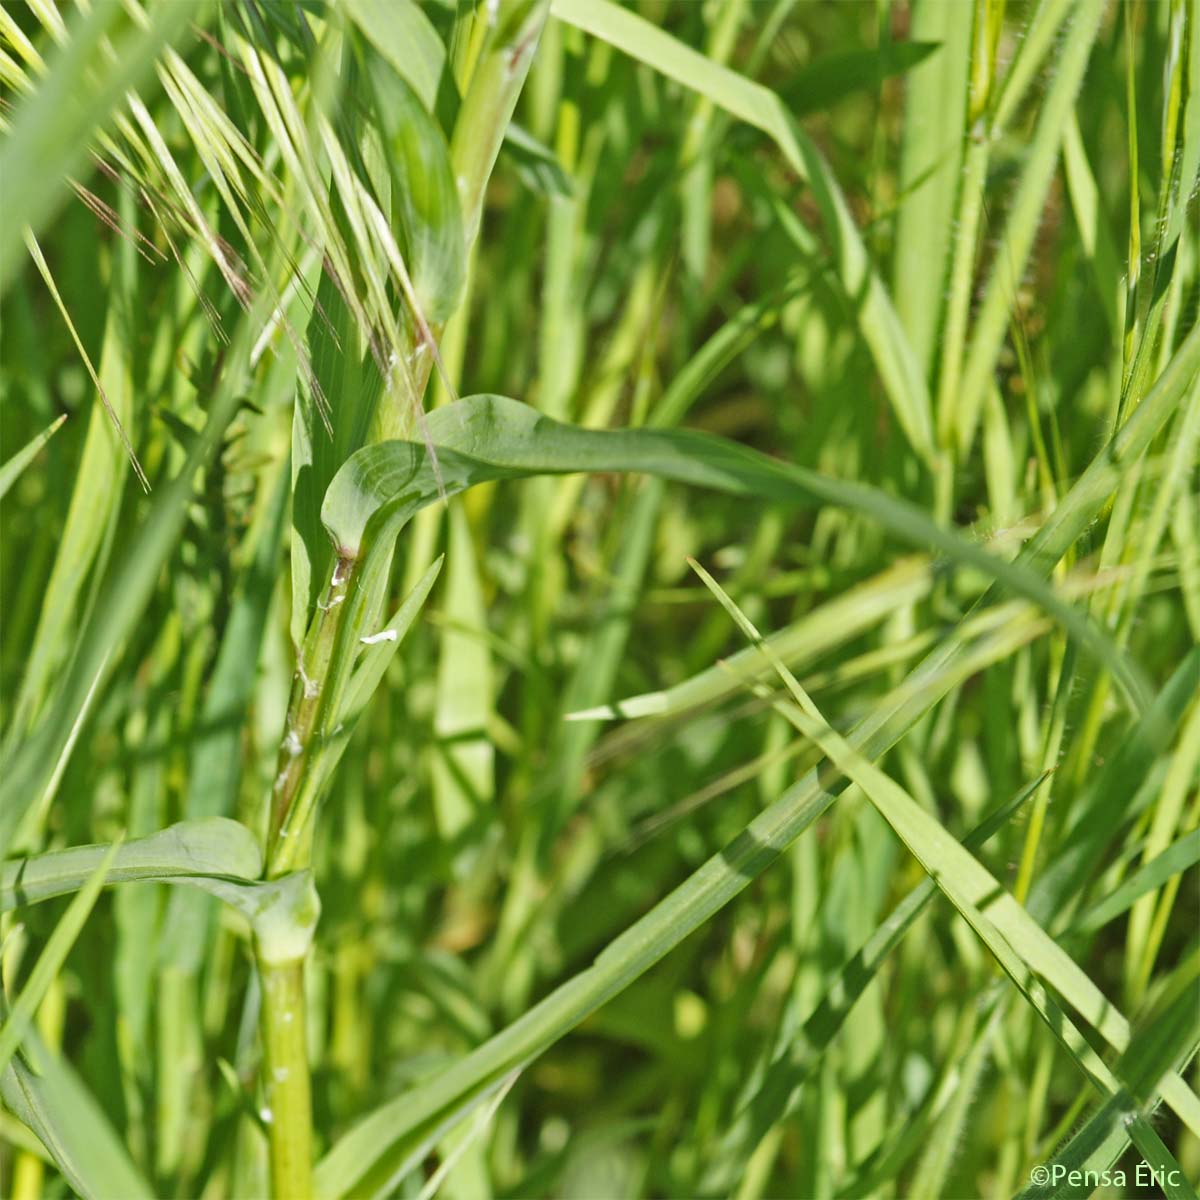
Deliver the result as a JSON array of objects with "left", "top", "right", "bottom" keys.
[{"left": 1, "top": 1, "right": 1198, "bottom": 1198}]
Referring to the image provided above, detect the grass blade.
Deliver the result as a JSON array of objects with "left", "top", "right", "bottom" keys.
[
  {"left": 0, "top": 1028, "right": 155, "bottom": 1200},
  {"left": 0, "top": 839, "right": 120, "bottom": 1072},
  {"left": 702, "top": 773, "right": 1047, "bottom": 1193},
  {"left": 689, "top": 564, "right": 1200, "bottom": 1139},
  {"left": 323, "top": 394, "right": 1149, "bottom": 712},
  {"left": 1075, "top": 831, "right": 1200, "bottom": 935},
  {"left": 550, "top": 0, "right": 934, "bottom": 463},
  {"left": 1, "top": 819, "right": 262, "bottom": 911},
  {"left": 0, "top": 414, "right": 65, "bottom": 501},
  {"left": 313, "top": 613, "right": 1052, "bottom": 1196}
]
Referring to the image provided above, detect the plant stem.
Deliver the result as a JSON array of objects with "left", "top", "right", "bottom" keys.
[
  {"left": 267, "top": 553, "right": 353, "bottom": 867},
  {"left": 251, "top": 8, "right": 553, "bottom": 1194},
  {"left": 259, "top": 956, "right": 313, "bottom": 1200}
]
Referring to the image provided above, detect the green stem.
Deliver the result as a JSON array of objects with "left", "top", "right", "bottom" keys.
[
  {"left": 252, "top": 7, "right": 553, "bottom": 1194},
  {"left": 267, "top": 552, "right": 354, "bottom": 877},
  {"left": 933, "top": 124, "right": 989, "bottom": 519},
  {"left": 259, "top": 957, "right": 313, "bottom": 1200}
]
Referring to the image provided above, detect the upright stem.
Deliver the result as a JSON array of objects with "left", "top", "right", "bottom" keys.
[
  {"left": 267, "top": 552, "right": 355, "bottom": 878},
  {"left": 259, "top": 957, "right": 313, "bottom": 1200},
  {"left": 252, "top": 6, "right": 552, "bottom": 1196}
]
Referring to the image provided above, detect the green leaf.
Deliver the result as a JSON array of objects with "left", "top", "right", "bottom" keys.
[
  {"left": 0, "top": 1027, "right": 155, "bottom": 1200},
  {"left": 1074, "top": 831, "right": 1200, "bottom": 935},
  {"left": 689, "top": 564, "right": 1200, "bottom": 1141},
  {"left": 362, "top": 46, "right": 466, "bottom": 324},
  {"left": 313, "top": 609, "right": 1052, "bottom": 1197},
  {"left": 503, "top": 122, "right": 573, "bottom": 198},
  {"left": 342, "top": 0, "right": 448, "bottom": 114},
  {"left": 1015, "top": 964, "right": 1200, "bottom": 1199},
  {"left": 702, "top": 772, "right": 1047, "bottom": 1194},
  {"left": 322, "top": 394, "right": 1148, "bottom": 712},
  {"left": 10, "top": 188, "right": 137, "bottom": 736},
  {"left": 783, "top": 40, "right": 941, "bottom": 116},
  {"left": 292, "top": 267, "right": 385, "bottom": 648},
  {"left": 567, "top": 557, "right": 934, "bottom": 721},
  {"left": 0, "top": 840, "right": 118, "bottom": 1074},
  {"left": 0, "top": 414, "right": 66, "bottom": 501},
  {"left": 431, "top": 506, "right": 494, "bottom": 839},
  {"left": 1, "top": 818, "right": 262, "bottom": 912},
  {"left": 549, "top": 0, "right": 934, "bottom": 463},
  {"left": 892, "top": 1, "right": 970, "bottom": 372},
  {"left": 308, "top": 554, "right": 445, "bottom": 800},
  {"left": 953, "top": 0, "right": 1106, "bottom": 455},
  {"left": 0, "top": 251, "right": 273, "bottom": 850},
  {"left": 1028, "top": 649, "right": 1200, "bottom": 927}
]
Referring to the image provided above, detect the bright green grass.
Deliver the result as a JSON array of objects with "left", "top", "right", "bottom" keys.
[{"left": 1, "top": 2, "right": 1198, "bottom": 1198}]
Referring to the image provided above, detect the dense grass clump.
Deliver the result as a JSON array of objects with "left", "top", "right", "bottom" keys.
[{"left": 1, "top": 2, "right": 1198, "bottom": 1198}]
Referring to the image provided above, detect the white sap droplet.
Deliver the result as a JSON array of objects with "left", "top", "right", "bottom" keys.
[{"left": 259, "top": 1106, "right": 273, "bottom": 1124}]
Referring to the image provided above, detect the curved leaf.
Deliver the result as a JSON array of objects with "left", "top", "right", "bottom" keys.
[
  {"left": 322, "top": 394, "right": 1148, "bottom": 710},
  {"left": 1, "top": 818, "right": 262, "bottom": 911}
]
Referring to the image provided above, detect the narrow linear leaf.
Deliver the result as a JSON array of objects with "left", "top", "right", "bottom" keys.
[
  {"left": 1, "top": 818, "right": 262, "bottom": 912},
  {"left": 690, "top": 565, "right": 1200, "bottom": 1140},
  {"left": 1016, "top": 968, "right": 1200, "bottom": 1200},
  {"left": 0, "top": 1028, "right": 155, "bottom": 1200},
  {"left": 0, "top": 839, "right": 120, "bottom": 1073},
  {"left": 324, "top": 394, "right": 1149, "bottom": 713},
  {"left": 550, "top": 0, "right": 934, "bottom": 462},
  {"left": 567, "top": 557, "right": 933, "bottom": 721},
  {"left": 784, "top": 40, "right": 941, "bottom": 116},
  {"left": 0, "top": 414, "right": 66, "bottom": 500},
  {"left": 1029, "top": 649, "right": 1200, "bottom": 925},
  {"left": 314, "top": 614, "right": 1050, "bottom": 1197},
  {"left": 1074, "top": 831, "right": 1200, "bottom": 935},
  {"left": 703, "top": 772, "right": 1047, "bottom": 1193}
]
